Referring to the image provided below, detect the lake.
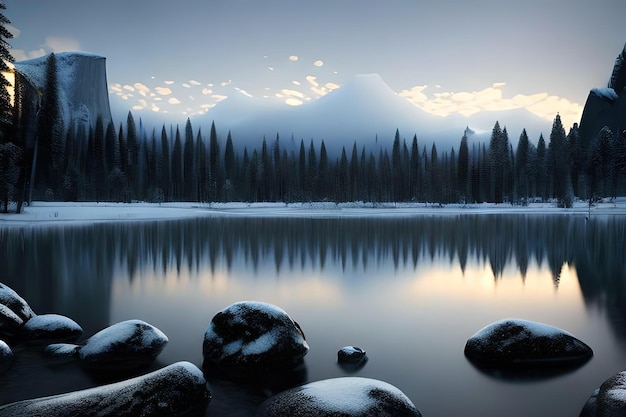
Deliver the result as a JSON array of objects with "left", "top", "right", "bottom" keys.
[{"left": 1, "top": 213, "right": 625, "bottom": 416}]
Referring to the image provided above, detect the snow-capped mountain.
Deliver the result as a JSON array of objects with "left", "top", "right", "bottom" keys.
[{"left": 198, "top": 73, "right": 551, "bottom": 155}]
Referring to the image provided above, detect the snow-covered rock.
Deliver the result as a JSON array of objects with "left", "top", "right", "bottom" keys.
[
  {"left": 0, "top": 339, "right": 12, "bottom": 374},
  {"left": 255, "top": 377, "right": 422, "bottom": 417},
  {"left": 0, "top": 283, "right": 36, "bottom": 336},
  {"left": 203, "top": 301, "right": 309, "bottom": 375},
  {"left": 579, "top": 43, "right": 626, "bottom": 144},
  {"left": 464, "top": 318, "right": 593, "bottom": 367},
  {"left": 0, "top": 361, "right": 211, "bottom": 417},
  {"left": 0, "top": 283, "right": 35, "bottom": 323},
  {"left": 338, "top": 346, "right": 367, "bottom": 365},
  {"left": 580, "top": 371, "right": 626, "bottom": 416},
  {"left": 20, "top": 314, "right": 83, "bottom": 343},
  {"left": 43, "top": 319, "right": 168, "bottom": 371}
]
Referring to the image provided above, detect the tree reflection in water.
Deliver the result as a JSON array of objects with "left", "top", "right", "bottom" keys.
[{"left": 1, "top": 214, "right": 624, "bottom": 335}]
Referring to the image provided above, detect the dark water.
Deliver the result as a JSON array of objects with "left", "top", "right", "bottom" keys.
[{"left": 1, "top": 214, "right": 626, "bottom": 416}]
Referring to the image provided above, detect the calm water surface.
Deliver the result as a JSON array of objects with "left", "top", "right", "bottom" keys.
[{"left": 1, "top": 214, "right": 626, "bottom": 416}]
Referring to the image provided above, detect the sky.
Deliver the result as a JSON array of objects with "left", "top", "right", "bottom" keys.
[{"left": 6, "top": 0, "right": 626, "bottom": 129}]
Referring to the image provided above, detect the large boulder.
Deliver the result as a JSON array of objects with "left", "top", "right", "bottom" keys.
[
  {"left": 43, "top": 319, "right": 168, "bottom": 371},
  {"left": 464, "top": 318, "right": 593, "bottom": 367},
  {"left": 203, "top": 301, "right": 309, "bottom": 375},
  {"left": 255, "top": 377, "right": 422, "bottom": 417},
  {"left": 0, "top": 361, "right": 211, "bottom": 417},
  {"left": 0, "top": 283, "right": 36, "bottom": 336},
  {"left": 20, "top": 314, "right": 83, "bottom": 344},
  {"left": 580, "top": 371, "right": 626, "bottom": 416}
]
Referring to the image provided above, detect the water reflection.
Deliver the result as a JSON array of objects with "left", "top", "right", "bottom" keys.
[{"left": 1, "top": 215, "right": 624, "bottom": 332}]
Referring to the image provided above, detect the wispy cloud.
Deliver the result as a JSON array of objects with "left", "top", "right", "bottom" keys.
[{"left": 400, "top": 82, "right": 583, "bottom": 128}]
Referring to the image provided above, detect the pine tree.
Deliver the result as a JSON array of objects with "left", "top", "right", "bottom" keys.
[
  {"left": 409, "top": 135, "right": 420, "bottom": 201},
  {"left": 0, "top": 2, "right": 13, "bottom": 138},
  {"left": 183, "top": 118, "right": 195, "bottom": 201},
  {"left": 536, "top": 134, "right": 548, "bottom": 201},
  {"left": 208, "top": 121, "right": 219, "bottom": 201},
  {"left": 32, "top": 53, "right": 63, "bottom": 200},
  {"left": 196, "top": 129, "right": 207, "bottom": 202},
  {"left": 159, "top": 125, "right": 170, "bottom": 201},
  {"left": 548, "top": 114, "right": 572, "bottom": 207},
  {"left": 515, "top": 129, "right": 530, "bottom": 204},
  {"left": 457, "top": 132, "right": 469, "bottom": 202},
  {"left": 223, "top": 131, "right": 234, "bottom": 201},
  {"left": 171, "top": 126, "right": 183, "bottom": 201}
]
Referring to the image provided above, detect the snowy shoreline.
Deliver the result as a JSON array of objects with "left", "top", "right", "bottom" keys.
[{"left": 1, "top": 200, "right": 626, "bottom": 226}]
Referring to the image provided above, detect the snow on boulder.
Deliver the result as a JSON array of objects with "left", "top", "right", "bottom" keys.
[
  {"left": 255, "top": 377, "right": 422, "bottom": 417},
  {"left": 0, "top": 339, "right": 12, "bottom": 374},
  {"left": 203, "top": 301, "right": 309, "bottom": 375},
  {"left": 0, "top": 283, "right": 36, "bottom": 335},
  {"left": 580, "top": 371, "right": 626, "bottom": 416},
  {"left": 0, "top": 361, "right": 211, "bottom": 417},
  {"left": 20, "top": 314, "right": 83, "bottom": 344},
  {"left": 464, "top": 318, "right": 593, "bottom": 367},
  {"left": 43, "top": 319, "right": 168, "bottom": 371}
]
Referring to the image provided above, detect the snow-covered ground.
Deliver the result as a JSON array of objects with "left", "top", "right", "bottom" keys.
[{"left": 1, "top": 199, "right": 625, "bottom": 226}]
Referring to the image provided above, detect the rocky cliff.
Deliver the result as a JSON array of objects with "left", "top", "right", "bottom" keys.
[
  {"left": 579, "top": 43, "right": 626, "bottom": 143},
  {"left": 14, "top": 52, "right": 113, "bottom": 134}
]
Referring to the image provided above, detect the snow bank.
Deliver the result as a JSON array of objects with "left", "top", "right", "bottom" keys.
[{"left": 1, "top": 200, "right": 625, "bottom": 226}]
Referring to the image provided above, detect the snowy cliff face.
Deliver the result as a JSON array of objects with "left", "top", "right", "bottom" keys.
[
  {"left": 14, "top": 52, "right": 113, "bottom": 133},
  {"left": 579, "top": 43, "right": 626, "bottom": 143}
]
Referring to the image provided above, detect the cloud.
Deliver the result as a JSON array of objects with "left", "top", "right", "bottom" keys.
[
  {"left": 189, "top": 80, "right": 202, "bottom": 86},
  {"left": 401, "top": 82, "right": 583, "bottom": 127},
  {"left": 164, "top": 81, "right": 175, "bottom": 85},
  {"left": 201, "top": 88, "right": 213, "bottom": 95},
  {"left": 155, "top": 87, "right": 172, "bottom": 95},
  {"left": 45, "top": 36, "right": 81, "bottom": 53},
  {"left": 12, "top": 48, "right": 46, "bottom": 61},
  {"left": 313, "top": 60, "right": 324, "bottom": 67},
  {"left": 221, "top": 80, "right": 232, "bottom": 87},
  {"left": 399, "top": 85, "right": 428, "bottom": 103},
  {"left": 289, "top": 55, "right": 298, "bottom": 62},
  {"left": 306, "top": 76, "right": 319, "bottom": 87},
  {"left": 134, "top": 82, "right": 150, "bottom": 97},
  {"left": 168, "top": 98, "right": 181, "bottom": 104},
  {"left": 285, "top": 98, "right": 303, "bottom": 106},
  {"left": 234, "top": 87, "right": 253, "bottom": 98}
]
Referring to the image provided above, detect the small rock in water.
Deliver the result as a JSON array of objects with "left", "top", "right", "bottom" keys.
[
  {"left": 0, "top": 361, "right": 211, "bottom": 417},
  {"left": 255, "top": 377, "right": 422, "bottom": 417},
  {"left": 203, "top": 301, "right": 309, "bottom": 375},
  {"left": 338, "top": 346, "right": 367, "bottom": 364},
  {"left": 43, "top": 319, "right": 168, "bottom": 372},
  {"left": 20, "top": 314, "right": 83, "bottom": 344},
  {"left": 464, "top": 318, "right": 593, "bottom": 368},
  {"left": 0, "top": 339, "right": 13, "bottom": 374}
]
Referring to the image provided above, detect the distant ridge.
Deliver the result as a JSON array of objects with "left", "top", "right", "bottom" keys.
[{"left": 188, "top": 73, "right": 552, "bottom": 154}]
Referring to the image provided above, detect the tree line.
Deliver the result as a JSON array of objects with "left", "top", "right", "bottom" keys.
[{"left": 6, "top": 105, "right": 626, "bottom": 210}]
